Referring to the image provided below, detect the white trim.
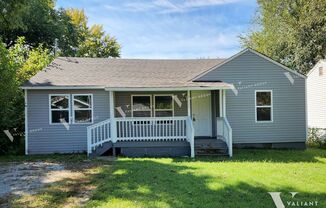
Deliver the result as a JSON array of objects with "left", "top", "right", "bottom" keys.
[
  {"left": 305, "top": 79, "right": 308, "bottom": 141},
  {"left": 21, "top": 86, "right": 233, "bottom": 91},
  {"left": 153, "top": 94, "right": 174, "bottom": 117},
  {"left": 255, "top": 90, "right": 273, "bottom": 123},
  {"left": 193, "top": 48, "right": 306, "bottom": 81},
  {"left": 187, "top": 90, "right": 191, "bottom": 117},
  {"left": 219, "top": 90, "right": 223, "bottom": 117},
  {"left": 72, "top": 94, "right": 94, "bottom": 124},
  {"left": 222, "top": 90, "right": 226, "bottom": 117},
  {"left": 105, "top": 86, "right": 233, "bottom": 92},
  {"left": 131, "top": 95, "right": 152, "bottom": 117},
  {"left": 109, "top": 91, "right": 117, "bottom": 143},
  {"left": 24, "top": 90, "right": 28, "bottom": 155},
  {"left": 21, "top": 86, "right": 105, "bottom": 90},
  {"left": 49, "top": 94, "right": 71, "bottom": 125}
]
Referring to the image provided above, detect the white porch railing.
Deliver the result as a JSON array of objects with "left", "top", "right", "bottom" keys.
[
  {"left": 216, "top": 117, "right": 233, "bottom": 157},
  {"left": 87, "top": 119, "right": 111, "bottom": 155},
  {"left": 115, "top": 116, "right": 188, "bottom": 141},
  {"left": 87, "top": 116, "right": 195, "bottom": 157}
]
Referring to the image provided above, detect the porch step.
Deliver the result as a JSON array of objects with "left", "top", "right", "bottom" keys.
[
  {"left": 195, "top": 148, "right": 228, "bottom": 156},
  {"left": 89, "top": 141, "right": 113, "bottom": 158},
  {"left": 195, "top": 138, "right": 229, "bottom": 156}
]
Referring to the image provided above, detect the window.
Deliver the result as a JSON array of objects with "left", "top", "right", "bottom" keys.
[
  {"left": 73, "top": 94, "right": 93, "bottom": 123},
  {"left": 255, "top": 90, "right": 273, "bottom": 122},
  {"left": 131, "top": 95, "right": 152, "bottom": 117},
  {"left": 154, "top": 95, "right": 174, "bottom": 117},
  {"left": 50, "top": 94, "right": 70, "bottom": 124},
  {"left": 319, "top": 67, "right": 324, "bottom": 76}
]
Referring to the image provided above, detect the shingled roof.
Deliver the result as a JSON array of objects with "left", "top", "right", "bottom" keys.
[{"left": 23, "top": 57, "right": 233, "bottom": 89}]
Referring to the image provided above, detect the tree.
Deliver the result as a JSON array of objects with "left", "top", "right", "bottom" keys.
[
  {"left": 76, "top": 24, "right": 121, "bottom": 57},
  {"left": 64, "top": 9, "right": 121, "bottom": 58},
  {"left": 0, "top": 37, "right": 52, "bottom": 155},
  {"left": 240, "top": 0, "right": 326, "bottom": 74},
  {"left": 0, "top": 1, "right": 120, "bottom": 58}
]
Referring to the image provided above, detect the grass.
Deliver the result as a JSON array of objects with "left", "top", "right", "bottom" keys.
[{"left": 2, "top": 148, "right": 326, "bottom": 208}]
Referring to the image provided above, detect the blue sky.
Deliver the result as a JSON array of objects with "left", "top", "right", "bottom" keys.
[{"left": 56, "top": 0, "right": 257, "bottom": 59}]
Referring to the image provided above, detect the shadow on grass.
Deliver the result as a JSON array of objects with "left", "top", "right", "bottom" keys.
[
  {"left": 6, "top": 149, "right": 326, "bottom": 208},
  {"left": 174, "top": 148, "right": 326, "bottom": 163},
  {"left": 87, "top": 159, "right": 326, "bottom": 208}
]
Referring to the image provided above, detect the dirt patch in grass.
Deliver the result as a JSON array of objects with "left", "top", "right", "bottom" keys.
[{"left": 0, "top": 160, "right": 105, "bottom": 208}]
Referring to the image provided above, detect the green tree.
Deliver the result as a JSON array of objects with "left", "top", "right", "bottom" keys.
[
  {"left": 0, "top": 37, "right": 52, "bottom": 155},
  {"left": 1, "top": 1, "right": 120, "bottom": 57},
  {"left": 241, "top": 0, "right": 326, "bottom": 74},
  {"left": 65, "top": 9, "right": 121, "bottom": 58}
]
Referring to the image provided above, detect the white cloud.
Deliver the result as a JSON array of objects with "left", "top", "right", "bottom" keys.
[
  {"left": 105, "top": 0, "right": 244, "bottom": 13},
  {"left": 183, "top": 0, "right": 242, "bottom": 8}
]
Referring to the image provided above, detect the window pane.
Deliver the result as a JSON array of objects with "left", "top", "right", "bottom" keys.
[
  {"left": 75, "top": 110, "right": 92, "bottom": 123},
  {"left": 155, "top": 111, "right": 173, "bottom": 117},
  {"left": 52, "top": 110, "right": 69, "bottom": 123},
  {"left": 256, "top": 92, "right": 271, "bottom": 106},
  {"left": 74, "top": 95, "right": 92, "bottom": 109},
  {"left": 155, "top": 96, "right": 172, "bottom": 109},
  {"left": 133, "top": 96, "right": 151, "bottom": 111},
  {"left": 133, "top": 111, "right": 151, "bottom": 117},
  {"left": 257, "top": 107, "right": 271, "bottom": 121},
  {"left": 51, "top": 96, "right": 69, "bottom": 109}
]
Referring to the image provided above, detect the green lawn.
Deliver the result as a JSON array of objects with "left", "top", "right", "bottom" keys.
[{"left": 4, "top": 148, "right": 326, "bottom": 208}]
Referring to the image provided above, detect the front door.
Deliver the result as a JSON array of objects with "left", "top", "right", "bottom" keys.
[{"left": 191, "top": 91, "right": 212, "bottom": 137}]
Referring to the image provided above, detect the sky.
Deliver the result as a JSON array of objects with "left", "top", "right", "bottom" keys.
[{"left": 56, "top": 0, "right": 258, "bottom": 59}]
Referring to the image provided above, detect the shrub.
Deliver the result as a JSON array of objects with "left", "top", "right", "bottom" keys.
[{"left": 307, "top": 128, "right": 326, "bottom": 149}]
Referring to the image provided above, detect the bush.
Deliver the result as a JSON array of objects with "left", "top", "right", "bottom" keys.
[{"left": 307, "top": 128, "right": 326, "bottom": 149}]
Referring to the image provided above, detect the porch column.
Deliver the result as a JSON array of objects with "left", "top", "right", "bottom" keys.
[
  {"left": 109, "top": 91, "right": 117, "bottom": 143},
  {"left": 187, "top": 90, "right": 191, "bottom": 117},
  {"left": 222, "top": 90, "right": 226, "bottom": 117},
  {"left": 219, "top": 90, "right": 223, "bottom": 117}
]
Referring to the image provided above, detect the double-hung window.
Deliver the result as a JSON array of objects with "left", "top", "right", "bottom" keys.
[
  {"left": 50, "top": 94, "right": 70, "bottom": 124},
  {"left": 255, "top": 90, "right": 273, "bottom": 122},
  {"left": 154, "top": 95, "right": 174, "bottom": 117},
  {"left": 73, "top": 94, "right": 93, "bottom": 123},
  {"left": 131, "top": 95, "right": 152, "bottom": 117}
]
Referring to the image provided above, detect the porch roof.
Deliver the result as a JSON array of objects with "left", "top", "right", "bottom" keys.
[{"left": 22, "top": 57, "right": 233, "bottom": 90}]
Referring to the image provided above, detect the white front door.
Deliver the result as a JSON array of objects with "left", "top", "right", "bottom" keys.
[{"left": 191, "top": 91, "right": 212, "bottom": 137}]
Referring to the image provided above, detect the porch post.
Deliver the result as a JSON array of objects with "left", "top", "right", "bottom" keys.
[
  {"left": 187, "top": 90, "right": 191, "bottom": 117},
  {"left": 219, "top": 90, "right": 223, "bottom": 117},
  {"left": 109, "top": 91, "right": 117, "bottom": 143},
  {"left": 223, "top": 90, "right": 226, "bottom": 117}
]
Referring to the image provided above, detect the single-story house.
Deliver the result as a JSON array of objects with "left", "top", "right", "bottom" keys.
[
  {"left": 22, "top": 48, "right": 307, "bottom": 157},
  {"left": 307, "top": 60, "right": 326, "bottom": 129}
]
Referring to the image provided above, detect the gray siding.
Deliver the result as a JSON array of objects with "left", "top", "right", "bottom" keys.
[
  {"left": 114, "top": 91, "right": 188, "bottom": 117},
  {"left": 197, "top": 50, "right": 306, "bottom": 143},
  {"left": 27, "top": 89, "right": 110, "bottom": 154}
]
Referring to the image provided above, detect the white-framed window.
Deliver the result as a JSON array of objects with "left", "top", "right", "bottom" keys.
[
  {"left": 255, "top": 90, "right": 273, "bottom": 122},
  {"left": 72, "top": 94, "right": 93, "bottom": 124},
  {"left": 154, "top": 95, "right": 174, "bottom": 117},
  {"left": 131, "top": 95, "right": 152, "bottom": 117},
  {"left": 49, "top": 94, "right": 70, "bottom": 124}
]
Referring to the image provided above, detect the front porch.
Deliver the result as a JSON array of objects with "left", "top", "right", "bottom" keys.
[{"left": 87, "top": 89, "right": 232, "bottom": 158}]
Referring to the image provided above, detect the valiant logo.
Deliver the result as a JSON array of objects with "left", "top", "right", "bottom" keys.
[{"left": 268, "top": 192, "right": 318, "bottom": 208}]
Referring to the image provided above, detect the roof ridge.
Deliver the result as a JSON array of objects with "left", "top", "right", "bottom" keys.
[{"left": 56, "top": 57, "right": 226, "bottom": 61}]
